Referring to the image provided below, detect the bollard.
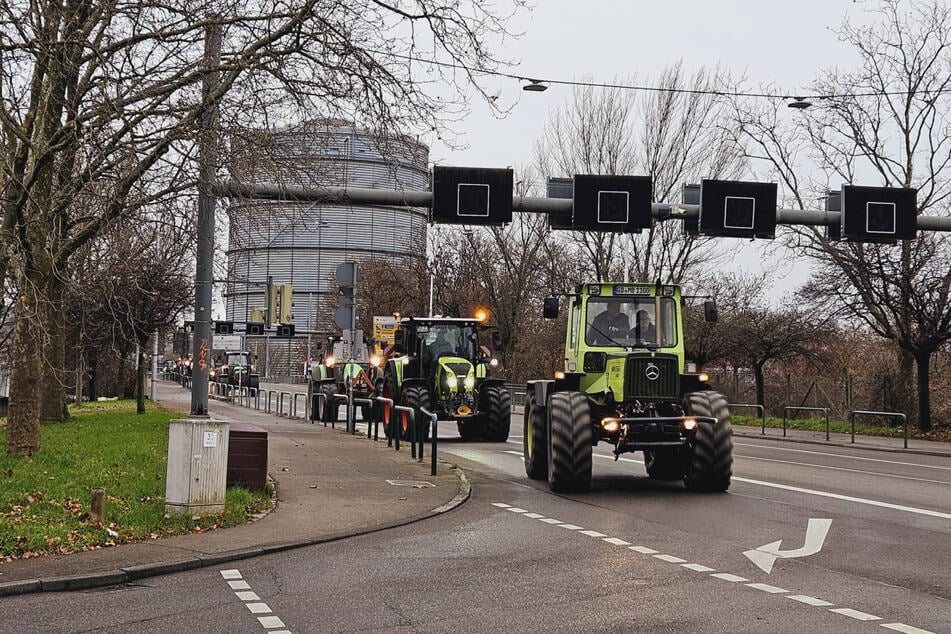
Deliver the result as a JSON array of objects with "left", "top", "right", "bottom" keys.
[{"left": 90, "top": 488, "right": 105, "bottom": 525}]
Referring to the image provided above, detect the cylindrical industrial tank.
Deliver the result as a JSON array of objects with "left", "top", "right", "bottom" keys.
[{"left": 224, "top": 120, "right": 429, "bottom": 379}]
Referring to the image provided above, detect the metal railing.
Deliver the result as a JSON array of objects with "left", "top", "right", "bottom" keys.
[
  {"left": 782, "top": 406, "right": 830, "bottom": 441},
  {"left": 849, "top": 410, "right": 907, "bottom": 449},
  {"left": 730, "top": 403, "right": 766, "bottom": 434}
]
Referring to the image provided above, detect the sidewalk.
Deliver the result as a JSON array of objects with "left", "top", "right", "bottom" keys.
[{"left": 0, "top": 381, "right": 469, "bottom": 597}]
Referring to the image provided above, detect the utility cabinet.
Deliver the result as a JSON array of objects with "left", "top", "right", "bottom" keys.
[{"left": 165, "top": 418, "right": 230, "bottom": 516}]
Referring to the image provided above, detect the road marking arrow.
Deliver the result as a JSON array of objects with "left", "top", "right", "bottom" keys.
[{"left": 744, "top": 518, "right": 833, "bottom": 574}]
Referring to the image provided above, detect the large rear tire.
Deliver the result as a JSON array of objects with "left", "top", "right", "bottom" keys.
[
  {"left": 523, "top": 394, "right": 547, "bottom": 480},
  {"left": 321, "top": 383, "right": 338, "bottom": 423},
  {"left": 644, "top": 449, "right": 687, "bottom": 481},
  {"left": 402, "top": 385, "right": 431, "bottom": 443},
  {"left": 382, "top": 371, "right": 400, "bottom": 439},
  {"left": 683, "top": 390, "right": 733, "bottom": 492},
  {"left": 547, "top": 391, "right": 593, "bottom": 492},
  {"left": 481, "top": 384, "right": 512, "bottom": 442}
]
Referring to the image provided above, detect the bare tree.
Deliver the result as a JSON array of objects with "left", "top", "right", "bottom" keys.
[
  {"left": 0, "top": 0, "right": 527, "bottom": 454},
  {"left": 732, "top": 0, "right": 951, "bottom": 430},
  {"left": 533, "top": 64, "right": 746, "bottom": 283}
]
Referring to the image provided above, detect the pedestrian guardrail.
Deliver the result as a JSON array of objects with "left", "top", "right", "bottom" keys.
[
  {"left": 419, "top": 406, "right": 438, "bottom": 476},
  {"left": 730, "top": 403, "right": 766, "bottom": 434},
  {"left": 505, "top": 383, "right": 528, "bottom": 408},
  {"left": 849, "top": 410, "right": 907, "bottom": 449},
  {"left": 782, "top": 406, "right": 830, "bottom": 441}
]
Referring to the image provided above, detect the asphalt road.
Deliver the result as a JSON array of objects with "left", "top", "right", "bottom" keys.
[{"left": 4, "top": 418, "right": 949, "bottom": 633}]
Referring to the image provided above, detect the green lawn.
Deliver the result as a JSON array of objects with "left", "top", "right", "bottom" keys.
[
  {"left": 732, "top": 413, "right": 951, "bottom": 442},
  {"left": 0, "top": 400, "right": 272, "bottom": 560}
]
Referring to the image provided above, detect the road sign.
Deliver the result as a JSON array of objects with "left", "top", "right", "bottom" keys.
[
  {"left": 840, "top": 185, "right": 917, "bottom": 242},
  {"left": 431, "top": 166, "right": 513, "bottom": 225},
  {"left": 335, "top": 305, "right": 354, "bottom": 330},
  {"left": 571, "top": 174, "right": 652, "bottom": 233},
  {"left": 546, "top": 177, "right": 574, "bottom": 229},
  {"left": 699, "top": 179, "right": 777, "bottom": 239},
  {"left": 246, "top": 322, "right": 264, "bottom": 336},
  {"left": 336, "top": 261, "right": 359, "bottom": 286},
  {"left": 372, "top": 316, "right": 398, "bottom": 343},
  {"left": 682, "top": 183, "right": 700, "bottom": 236}
]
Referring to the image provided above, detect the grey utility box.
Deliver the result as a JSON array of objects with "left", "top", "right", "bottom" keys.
[{"left": 165, "top": 418, "right": 230, "bottom": 517}]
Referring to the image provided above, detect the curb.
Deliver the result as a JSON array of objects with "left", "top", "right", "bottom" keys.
[{"left": 0, "top": 464, "right": 470, "bottom": 598}]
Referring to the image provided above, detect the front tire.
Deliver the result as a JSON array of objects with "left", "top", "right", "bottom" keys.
[
  {"left": 547, "top": 392, "right": 593, "bottom": 492},
  {"left": 401, "top": 385, "right": 431, "bottom": 443},
  {"left": 321, "top": 383, "right": 338, "bottom": 423},
  {"left": 480, "top": 384, "right": 512, "bottom": 442},
  {"left": 683, "top": 390, "right": 733, "bottom": 492},
  {"left": 523, "top": 394, "right": 547, "bottom": 480}
]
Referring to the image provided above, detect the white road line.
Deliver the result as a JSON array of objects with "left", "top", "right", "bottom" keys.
[
  {"left": 258, "top": 615, "right": 286, "bottom": 629},
  {"left": 538, "top": 518, "right": 563, "bottom": 524},
  {"left": 491, "top": 502, "right": 512, "bottom": 508},
  {"left": 559, "top": 523, "right": 583, "bottom": 530},
  {"left": 580, "top": 530, "right": 607, "bottom": 537},
  {"left": 881, "top": 623, "right": 937, "bottom": 634},
  {"left": 497, "top": 502, "right": 935, "bottom": 633},
  {"left": 507, "top": 507, "right": 527, "bottom": 513},
  {"left": 220, "top": 569, "right": 242, "bottom": 580},
  {"left": 732, "top": 476, "right": 951, "bottom": 520},
  {"left": 787, "top": 595, "right": 834, "bottom": 607},
  {"left": 524, "top": 512, "right": 544, "bottom": 519},
  {"left": 746, "top": 583, "right": 789, "bottom": 594},
  {"left": 831, "top": 608, "right": 882, "bottom": 621},
  {"left": 228, "top": 580, "right": 251, "bottom": 590},
  {"left": 235, "top": 591, "right": 261, "bottom": 601},
  {"left": 738, "top": 455, "right": 951, "bottom": 485},
  {"left": 734, "top": 442, "right": 951, "bottom": 471},
  {"left": 246, "top": 603, "right": 272, "bottom": 614}
]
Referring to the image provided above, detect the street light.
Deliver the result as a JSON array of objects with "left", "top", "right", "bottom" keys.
[{"left": 523, "top": 79, "right": 548, "bottom": 92}]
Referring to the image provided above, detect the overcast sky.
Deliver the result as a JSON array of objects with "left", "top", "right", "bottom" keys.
[{"left": 425, "top": 0, "right": 873, "bottom": 300}]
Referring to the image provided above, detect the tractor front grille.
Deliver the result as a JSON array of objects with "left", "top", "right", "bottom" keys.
[{"left": 624, "top": 354, "right": 679, "bottom": 401}]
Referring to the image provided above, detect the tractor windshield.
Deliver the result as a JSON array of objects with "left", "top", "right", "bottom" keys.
[
  {"left": 585, "top": 298, "right": 678, "bottom": 348},
  {"left": 225, "top": 352, "right": 250, "bottom": 368},
  {"left": 423, "top": 324, "right": 476, "bottom": 360}
]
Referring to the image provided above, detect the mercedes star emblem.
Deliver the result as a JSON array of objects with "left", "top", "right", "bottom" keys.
[{"left": 645, "top": 363, "right": 660, "bottom": 381}]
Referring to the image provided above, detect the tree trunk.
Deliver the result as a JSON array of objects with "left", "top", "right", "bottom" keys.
[
  {"left": 6, "top": 292, "right": 43, "bottom": 455},
  {"left": 137, "top": 345, "right": 146, "bottom": 414},
  {"left": 41, "top": 274, "right": 68, "bottom": 421},
  {"left": 753, "top": 362, "right": 766, "bottom": 410},
  {"left": 913, "top": 351, "right": 932, "bottom": 433},
  {"left": 895, "top": 347, "right": 916, "bottom": 426}
]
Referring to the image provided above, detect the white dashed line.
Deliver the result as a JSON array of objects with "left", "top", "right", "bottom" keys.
[
  {"left": 787, "top": 595, "right": 833, "bottom": 607},
  {"left": 831, "top": 608, "right": 881, "bottom": 621},
  {"left": 580, "top": 530, "right": 607, "bottom": 537},
  {"left": 258, "top": 615, "right": 286, "bottom": 629},
  {"left": 220, "top": 569, "right": 290, "bottom": 632},
  {"left": 654, "top": 554, "right": 687, "bottom": 564},
  {"left": 747, "top": 583, "right": 789, "bottom": 594},
  {"left": 493, "top": 502, "right": 935, "bottom": 633},
  {"left": 881, "top": 623, "right": 936, "bottom": 634}
]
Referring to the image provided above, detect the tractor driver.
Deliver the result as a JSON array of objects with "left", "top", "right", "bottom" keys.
[
  {"left": 634, "top": 309, "right": 657, "bottom": 343},
  {"left": 591, "top": 301, "right": 630, "bottom": 345},
  {"left": 425, "top": 327, "right": 455, "bottom": 371}
]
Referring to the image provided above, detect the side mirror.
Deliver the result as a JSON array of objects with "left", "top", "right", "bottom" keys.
[
  {"left": 543, "top": 296, "right": 559, "bottom": 319},
  {"left": 491, "top": 331, "right": 503, "bottom": 349},
  {"left": 704, "top": 300, "right": 718, "bottom": 323}
]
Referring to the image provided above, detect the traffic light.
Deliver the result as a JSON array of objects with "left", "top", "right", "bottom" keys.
[
  {"left": 246, "top": 322, "right": 264, "bottom": 336},
  {"left": 266, "top": 279, "right": 277, "bottom": 328},
  {"left": 279, "top": 283, "right": 293, "bottom": 324},
  {"left": 335, "top": 262, "right": 358, "bottom": 330},
  {"left": 276, "top": 324, "right": 295, "bottom": 338},
  {"left": 214, "top": 321, "right": 233, "bottom": 335}
]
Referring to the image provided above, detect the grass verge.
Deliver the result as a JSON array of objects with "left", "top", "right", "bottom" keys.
[
  {"left": 732, "top": 414, "right": 951, "bottom": 443},
  {"left": 0, "top": 400, "right": 272, "bottom": 561}
]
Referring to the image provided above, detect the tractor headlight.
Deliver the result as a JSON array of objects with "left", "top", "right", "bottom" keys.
[
  {"left": 489, "top": 358, "right": 499, "bottom": 367},
  {"left": 447, "top": 375, "right": 458, "bottom": 388},
  {"left": 602, "top": 418, "right": 620, "bottom": 433},
  {"left": 683, "top": 418, "right": 698, "bottom": 431},
  {"left": 464, "top": 376, "right": 474, "bottom": 389},
  {"left": 325, "top": 355, "right": 336, "bottom": 368},
  {"left": 370, "top": 354, "right": 382, "bottom": 367}
]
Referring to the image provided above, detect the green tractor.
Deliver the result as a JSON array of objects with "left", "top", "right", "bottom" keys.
[
  {"left": 381, "top": 315, "right": 510, "bottom": 442},
  {"left": 210, "top": 351, "right": 260, "bottom": 390},
  {"left": 309, "top": 335, "right": 380, "bottom": 423},
  {"left": 524, "top": 282, "right": 732, "bottom": 493}
]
